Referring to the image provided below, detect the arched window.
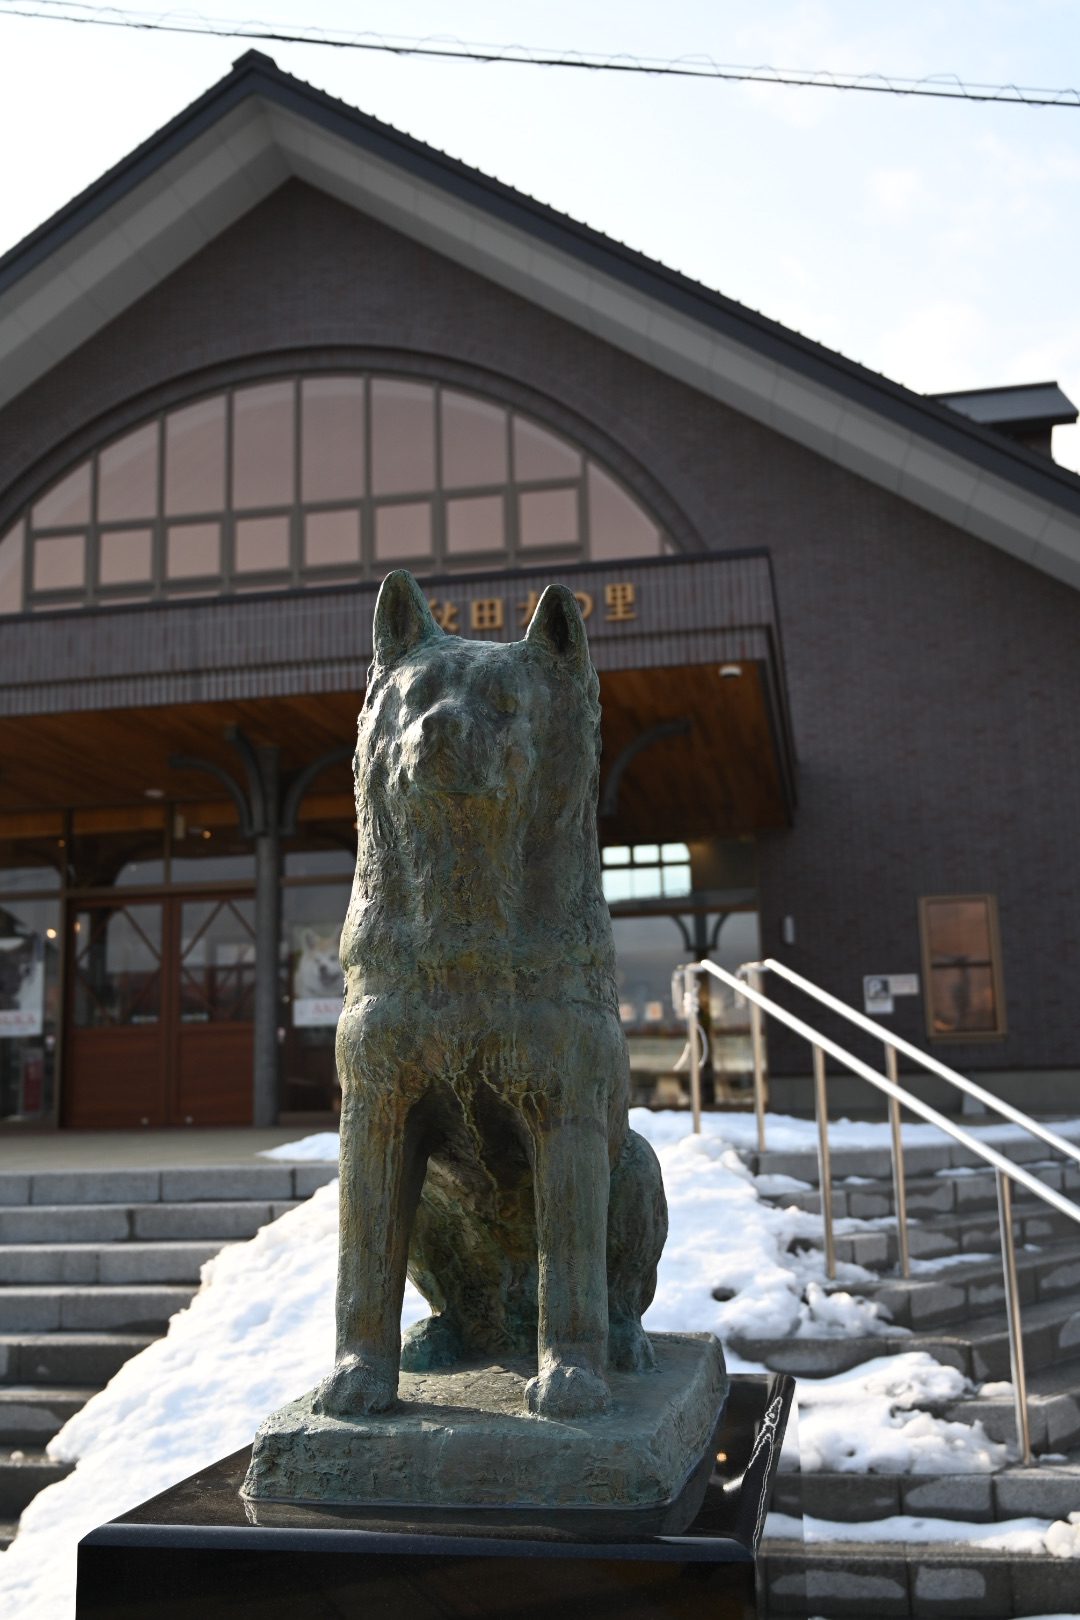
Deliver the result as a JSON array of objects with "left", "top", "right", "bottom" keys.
[{"left": 0, "top": 374, "right": 671, "bottom": 613}]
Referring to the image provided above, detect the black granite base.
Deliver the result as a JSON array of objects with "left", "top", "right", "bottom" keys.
[{"left": 76, "top": 1373, "right": 795, "bottom": 1620}]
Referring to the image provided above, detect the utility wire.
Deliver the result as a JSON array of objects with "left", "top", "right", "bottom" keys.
[{"left": 2, "top": 0, "right": 1080, "bottom": 108}]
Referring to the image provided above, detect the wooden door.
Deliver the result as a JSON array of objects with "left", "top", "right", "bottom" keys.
[
  {"left": 64, "top": 901, "right": 166, "bottom": 1127},
  {"left": 63, "top": 892, "right": 256, "bottom": 1128},
  {"left": 173, "top": 896, "right": 255, "bottom": 1125}
]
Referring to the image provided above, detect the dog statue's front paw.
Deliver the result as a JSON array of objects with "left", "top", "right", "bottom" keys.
[
  {"left": 310, "top": 1353, "right": 396, "bottom": 1418},
  {"left": 524, "top": 1360, "right": 611, "bottom": 1420}
]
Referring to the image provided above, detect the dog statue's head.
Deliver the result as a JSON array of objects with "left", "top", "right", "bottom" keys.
[{"left": 358, "top": 570, "right": 599, "bottom": 822}]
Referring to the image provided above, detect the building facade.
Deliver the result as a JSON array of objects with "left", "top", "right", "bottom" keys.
[{"left": 1, "top": 53, "right": 1080, "bottom": 1130}]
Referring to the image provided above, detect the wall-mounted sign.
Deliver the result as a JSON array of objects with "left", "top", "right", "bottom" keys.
[
  {"left": 863, "top": 975, "right": 893, "bottom": 1015},
  {"left": 426, "top": 580, "right": 639, "bottom": 638},
  {"left": 0, "top": 929, "right": 44, "bottom": 1038},
  {"left": 864, "top": 973, "right": 921, "bottom": 1016},
  {"left": 291, "top": 926, "right": 344, "bottom": 1029}
]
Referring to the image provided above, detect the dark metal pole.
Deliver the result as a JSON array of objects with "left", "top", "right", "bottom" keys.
[{"left": 252, "top": 744, "right": 281, "bottom": 1129}]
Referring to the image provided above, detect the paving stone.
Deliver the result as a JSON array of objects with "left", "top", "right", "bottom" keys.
[
  {"left": 159, "top": 1166, "right": 293, "bottom": 1202},
  {"left": 901, "top": 1474, "right": 993, "bottom": 1520},
  {"left": 0, "top": 1207, "right": 130, "bottom": 1244},
  {"left": 803, "top": 1550, "right": 909, "bottom": 1615},
  {"left": 30, "top": 1171, "right": 161, "bottom": 1206},
  {"left": 293, "top": 1164, "right": 338, "bottom": 1197},
  {"left": 0, "top": 1246, "right": 99, "bottom": 1284},
  {"left": 0, "top": 1449, "right": 73, "bottom": 1514},
  {"left": 130, "top": 1201, "right": 275, "bottom": 1240},
  {"left": 804, "top": 1471, "right": 900, "bottom": 1520},
  {"left": 0, "top": 1387, "right": 99, "bottom": 1443},
  {"left": 1011, "top": 1556, "right": 1080, "bottom": 1615},
  {"left": 0, "top": 1333, "right": 156, "bottom": 1385},
  {"left": 1037, "top": 1258, "right": 1080, "bottom": 1298},
  {"left": 96, "top": 1243, "right": 223, "bottom": 1284},
  {"left": 993, "top": 1467, "right": 1080, "bottom": 1519},
  {"left": 911, "top": 1553, "right": 1011, "bottom": 1617}
]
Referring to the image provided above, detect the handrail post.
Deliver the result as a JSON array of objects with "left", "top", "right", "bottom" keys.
[
  {"left": 812, "top": 1044, "right": 836, "bottom": 1279},
  {"left": 996, "top": 1168, "right": 1031, "bottom": 1465},
  {"left": 687, "top": 967, "right": 702, "bottom": 1135},
  {"left": 748, "top": 965, "right": 769, "bottom": 1153},
  {"left": 885, "top": 1046, "right": 911, "bottom": 1278}
]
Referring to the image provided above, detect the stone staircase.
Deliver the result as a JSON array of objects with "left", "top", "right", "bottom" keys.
[
  {"left": 0, "top": 1161, "right": 336, "bottom": 1550},
  {"left": 739, "top": 1132, "right": 1080, "bottom": 1617}
]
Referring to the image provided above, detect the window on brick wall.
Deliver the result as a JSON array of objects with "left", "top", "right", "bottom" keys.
[
  {"left": 8, "top": 374, "right": 671, "bottom": 613},
  {"left": 918, "top": 894, "right": 1006, "bottom": 1040}
]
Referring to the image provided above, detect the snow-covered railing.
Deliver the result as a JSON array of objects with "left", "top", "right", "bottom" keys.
[{"left": 676, "top": 955, "right": 1080, "bottom": 1466}]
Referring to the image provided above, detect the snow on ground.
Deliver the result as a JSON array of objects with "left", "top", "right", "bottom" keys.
[
  {"left": 259, "top": 1108, "right": 1080, "bottom": 1158},
  {"left": 0, "top": 1110, "right": 1049, "bottom": 1618},
  {"left": 766, "top": 1511, "right": 1055, "bottom": 1552}
]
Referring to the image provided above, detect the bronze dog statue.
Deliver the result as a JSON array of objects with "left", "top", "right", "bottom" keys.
[{"left": 313, "top": 571, "right": 668, "bottom": 1422}]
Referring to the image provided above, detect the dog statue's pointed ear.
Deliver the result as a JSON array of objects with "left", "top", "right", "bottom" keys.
[
  {"left": 372, "top": 571, "right": 443, "bottom": 663},
  {"left": 524, "top": 584, "right": 591, "bottom": 677}
]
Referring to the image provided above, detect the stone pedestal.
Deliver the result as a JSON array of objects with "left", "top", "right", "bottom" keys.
[
  {"left": 243, "top": 1332, "right": 726, "bottom": 1533},
  {"left": 76, "top": 1374, "right": 795, "bottom": 1620}
]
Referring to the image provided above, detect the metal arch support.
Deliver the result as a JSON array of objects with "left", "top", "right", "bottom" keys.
[
  {"left": 280, "top": 745, "right": 355, "bottom": 836},
  {"left": 167, "top": 753, "right": 254, "bottom": 838},
  {"left": 224, "top": 724, "right": 269, "bottom": 836},
  {"left": 598, "top": 718, "right": 692, "bottom": 820}
]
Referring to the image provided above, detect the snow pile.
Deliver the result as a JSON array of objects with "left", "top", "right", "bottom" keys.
[
  {"left": 631, "top": 1113, "right": 895, "bottom": 1343},
  {"left": 1045, "top": 1512, "right": 1080, "bottom": 1558},
  {"left": 795, "top": 1353, "right": 1008, "bottom": 1474},
  {"left": 259, "top": 1131, "right": 340, "bottom": 1161}
]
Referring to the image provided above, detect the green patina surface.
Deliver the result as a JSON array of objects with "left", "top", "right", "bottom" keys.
[{"left": 246, "top": 572, "right": 724, "bottom": 1512}]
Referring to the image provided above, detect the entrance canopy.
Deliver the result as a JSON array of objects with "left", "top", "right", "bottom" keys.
[{"left": 0, "top": 551, "right": 794, "bottom": 842}]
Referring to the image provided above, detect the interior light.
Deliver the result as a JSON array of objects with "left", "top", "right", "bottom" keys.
[
  {"left": 144, "top": 788, "right": 165, "bottom": 799},
  {"left": 46, "top": 928, "right": 57, "bottom": 939},
  {"left": 719, "top": 664, "right": 742, "bottom": 679},
  {"left": 202, "top": 829, "right": 212, "bottom": 840}
]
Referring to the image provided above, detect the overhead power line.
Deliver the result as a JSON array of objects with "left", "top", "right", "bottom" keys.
[{"left": 2, "top": 1, "right": 1080, "bottom": 109}]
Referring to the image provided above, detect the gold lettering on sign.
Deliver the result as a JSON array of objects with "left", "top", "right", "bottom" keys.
[
  {"left": 428, "top": 599, "right": 459, "bottom": 632},
  {"left": 604, "top": 582, "right": 637, "bottom": 622},
  {"left": 470, "top": 597, "right": 504, "bottom": 631}
]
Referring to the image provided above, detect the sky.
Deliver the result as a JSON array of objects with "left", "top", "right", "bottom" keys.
[{"left": 3, "top": 1, "right": 1080, "bottom": 468}]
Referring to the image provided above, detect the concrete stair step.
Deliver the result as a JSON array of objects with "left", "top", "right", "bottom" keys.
[
  {"left": 0, "top": 1200, "right": 301, "bottom": 1245},
  {"left": 0, "top": 1332, "right": 159, "bottom": 1385},
  {"left": 0, "top": 1163, "right": 335, "bottom": 1209},
  {"left": 0, "top": 1518, "right": 17, "bottom": 1551},
  {"left": 760, "top": 1535, "right": 1077, "bottom": 1617},
  {"left": 783, "top": 1188, "right": 1080, "bottom": 1262},
  {"left": 772, "top": 1464, "right": 1080, "bottom": 1523},
  {"left": 0, "top": 1284, "right": 195, "bottom": 1333},
  {"left": 0, "top": 1446, "right": 73, "bottom": 1515},
  {"left": 941, "top": 1359, "right": 1080, "bottom": 1453},
  {"left": 760, "top": 1159, "right": 1080, "bottom": 1219},
  {"left": 0, "top": 1241, "right": 228, "bottom": 1284},
  {"left": 732, "top": 1292, "right": 1080, "bottom": 1380},
  {"left": 749, "top": 1139, "right": 1080, "bottom": 1190},
  {"left": 861, "top": 1239, "right": 1080, "bottom": 1330},
  {"left": 0, "top": 1385, "right": 100, "bottom": 1444}
]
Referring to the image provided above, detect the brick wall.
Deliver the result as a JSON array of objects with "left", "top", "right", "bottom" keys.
[{"left": 2, "top": 179, "right": 1078, "bottom": 1076}]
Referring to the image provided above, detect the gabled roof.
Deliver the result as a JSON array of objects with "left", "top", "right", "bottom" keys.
[{"left": 4, "top": 50, "right": 1080, "bottom": 590}]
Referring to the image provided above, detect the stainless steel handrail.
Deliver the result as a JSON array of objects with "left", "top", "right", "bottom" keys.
[
  {"left": 757, "top": 956, "right": 1080, "bottom": 1170},
  {"left": 677, "top": 957, "right": 1080, "bottom": 1464}
]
